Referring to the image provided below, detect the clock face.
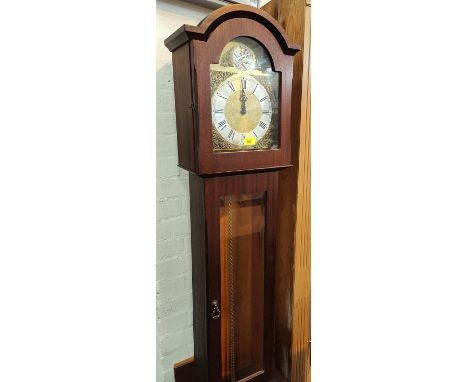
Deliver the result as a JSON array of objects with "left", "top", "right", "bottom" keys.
[
  {"left": 211, "top": 74, "right": 273, "bottom": 147},
  {"left": 210, "top": 37, "right": 279, "bottom": 152}
]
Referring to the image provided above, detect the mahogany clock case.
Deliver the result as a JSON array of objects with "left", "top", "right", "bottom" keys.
[
  {"left": 164, "top": 6, "right": 300, "bottom": 176},
  {"left": 164, "top": 5, "right": 300, "bottom": 381}
]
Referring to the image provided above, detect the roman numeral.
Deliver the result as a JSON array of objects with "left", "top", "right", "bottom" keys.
[
  {"left": 218, "top": 120, "right": 227, "bottom": 131},
  {"left": 227, "top": 81, "right": 235, "bottom": 92},
  {"left": 253, "top": 84, "right": 258, "bottom": 93},
  {"left": 253, "top": 131, "right": 258, "bottom": 138},
  {"left": 217, "top": 93, "right": 227, "bottom": 100},
  {"left": 227, "top": 129, "right": 235, "bottom": 140},
  {"left": 262, "top": 110, "right": 270, "bottom": 114},
  {"left": 241, "top": 78, "right": 247, "bottom": 90},
  {"left": 259, "top": 121, "right": 268, "bottom": 129},
  {"left": 259, "top": 96, "right": 268, "bottom": 102}
]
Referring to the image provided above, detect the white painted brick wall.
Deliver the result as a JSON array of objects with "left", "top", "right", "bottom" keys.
[{"left": 156, "top": 1, "right": 210, "bottom": 381}]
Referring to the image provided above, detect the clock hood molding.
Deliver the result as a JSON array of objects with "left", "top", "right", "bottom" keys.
[{"left": 164, "top": 4, "right": 301, "bottom": 55}]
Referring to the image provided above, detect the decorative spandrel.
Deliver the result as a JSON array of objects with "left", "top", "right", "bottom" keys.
[
  {"left": 211, "top": 37, "right": 280, "bottom": 152},
  {"left": 219, "top": 193, "right": 266, "bottom": 381}
]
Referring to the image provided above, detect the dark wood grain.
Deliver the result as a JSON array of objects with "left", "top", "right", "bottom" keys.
[
  {"left": 172, "top": 43, "right": 197, "bottom": 173},
  {"left": 189, "top": 174, "right": 208, "bottom": 381}
]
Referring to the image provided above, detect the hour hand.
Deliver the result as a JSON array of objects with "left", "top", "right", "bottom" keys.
[{"left": 240, "top": 89, "right": 247, "bottom": 115}]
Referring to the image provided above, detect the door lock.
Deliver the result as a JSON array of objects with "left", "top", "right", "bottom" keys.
[{"left": 211, "top": 300, "right": 220, "bottom": 319}]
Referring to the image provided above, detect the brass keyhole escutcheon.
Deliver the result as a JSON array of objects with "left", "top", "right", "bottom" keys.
[{"left": 211, "top": 300, "right": 221, "bottom": 319}]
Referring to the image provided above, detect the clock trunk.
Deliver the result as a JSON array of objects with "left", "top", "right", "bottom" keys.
[{"left": 189, "top": 172, "right": 281, "bottom": 382}]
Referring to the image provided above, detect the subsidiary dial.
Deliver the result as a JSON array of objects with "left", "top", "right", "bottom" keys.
[{"left": 231, "top": 44, "right": 256, "bottom": 71}]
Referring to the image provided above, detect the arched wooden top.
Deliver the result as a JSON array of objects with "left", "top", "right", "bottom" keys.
[{"left": 164, "top": 4, "right": 301, "bottom": 55}]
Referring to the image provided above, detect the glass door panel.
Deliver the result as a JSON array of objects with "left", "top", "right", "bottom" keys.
[{"left": 219, "top": 193, "right": 266, "bottom": 381}]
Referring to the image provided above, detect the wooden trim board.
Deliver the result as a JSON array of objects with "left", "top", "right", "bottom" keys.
[{"left": 262, "top": 1, "right": 311, "bottom": 381}]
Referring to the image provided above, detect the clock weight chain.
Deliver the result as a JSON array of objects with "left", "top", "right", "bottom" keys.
[{"left": 227, "top": 196, "right": 236, "bottom": 382}]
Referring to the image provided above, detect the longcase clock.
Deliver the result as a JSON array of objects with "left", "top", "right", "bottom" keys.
[{"left": 165, "top": 5, "right": 299, "bottom": 382}]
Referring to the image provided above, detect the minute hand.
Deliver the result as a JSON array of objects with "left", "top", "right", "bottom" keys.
[{"left": 240, "top": 88, "right": 247, "bottom": 115}]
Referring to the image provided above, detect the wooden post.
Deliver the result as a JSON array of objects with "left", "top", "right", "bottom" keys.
[{"left": 262, "top": 1, "right": 311, "bottom": 381}]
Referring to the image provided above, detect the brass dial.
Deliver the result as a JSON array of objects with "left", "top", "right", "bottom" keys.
[{"left": 211, "top": 74, "right": 273, "bottom": 147}]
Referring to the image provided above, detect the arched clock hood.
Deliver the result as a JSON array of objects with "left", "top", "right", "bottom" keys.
[{"left": 164, "top": 4, "right": 300, "bottom": 55}]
